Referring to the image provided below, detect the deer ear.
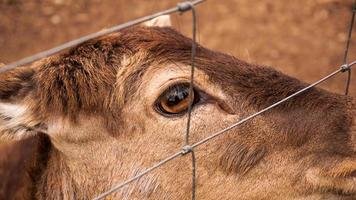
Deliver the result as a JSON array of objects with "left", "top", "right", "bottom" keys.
[
  {"left": 305, "top": 157, "right": 356, "bottom": 195},
  {"left": 143, "top": 15, "right": 172, "bottom": 27},
  {"left": 0, "top": 66, "right": 45, "bottom": 142}
]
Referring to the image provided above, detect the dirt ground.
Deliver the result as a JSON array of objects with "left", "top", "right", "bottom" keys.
[{"left": 0, "top": 0, "right": 355, "bottom": 96}]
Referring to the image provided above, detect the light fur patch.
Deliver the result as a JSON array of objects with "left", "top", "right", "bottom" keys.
[
  {"left": 121, "top": 165, "right": 159, "bottom": 199},
  {"left": 144, "top": 15, "right": 171, "bottom": 27},
  {"left": 0, "top": 102, "right": 42, "bottom": 141},
  {"left": 305, "top": 167, "right": 356, "bottom": 194},
  {"left": 113, "top": 52, "right": 150, "bottom": 107}
]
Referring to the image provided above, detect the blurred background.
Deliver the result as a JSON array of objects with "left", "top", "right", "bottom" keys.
[{"left": 0, "top": 0, "right": 355, "bottom": 96}]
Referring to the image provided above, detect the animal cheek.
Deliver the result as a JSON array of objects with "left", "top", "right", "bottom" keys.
[
  {"left": 46, "top": 116, "right": 109, "bottom": 145},
  {"left": 191, "top": 103, "right": 236, "bottom": 132},
  {"left": 218, "top": 141, "right": 266, "bottom": 175}
]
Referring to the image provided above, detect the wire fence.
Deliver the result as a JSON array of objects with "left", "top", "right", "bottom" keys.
[{"left": 1, "top": 1, "right": 355, "bottom": 200}]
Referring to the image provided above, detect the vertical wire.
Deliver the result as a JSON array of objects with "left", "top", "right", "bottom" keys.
[
  {"left": 185, "top": 5, "right": 196, "bottom": 145},
  {"left": 342, "top": 0, "right": 356, "bottom": 95},
  {"left": 183, "top": 2, "right": 197, "bottom": 200},
  {"left": 191, "top": 151, "right": 197, "bottom": 200}
]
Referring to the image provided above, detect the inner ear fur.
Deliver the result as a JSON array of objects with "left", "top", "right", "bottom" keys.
[
  {"left": 143, "top": 15, "right": 172, "bottom": 27},
  {"left": 305, "top": 157, "right": 356, "bottom": 195},
  {"left": 0, "top": 66, "right": 35, "bottom": 102},
  {"left": 0, "top": 66, "right": 43, "bottom": 141}
]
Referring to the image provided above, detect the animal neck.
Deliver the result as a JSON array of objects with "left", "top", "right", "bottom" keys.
[
  {"left": 36, "top": 147, "right": 81, "bottom": 199},
  {"left": 37, "top": 139, "right": 122, "bottom": 199},
  {"left": 36, "top": 116, "right": 132, "bottom": 199},
  {"left": 0, "top": 134, "right": 51, "bottom": 200}
]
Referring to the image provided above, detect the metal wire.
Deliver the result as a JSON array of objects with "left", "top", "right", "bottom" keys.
[
  {"left": 0, "top": 0, "right": 205, "bottom": 74},
  {"left": 184, "top": 2, "right": 196, "bottom": 148},
  {"left": 182, "top": 2, "right": 197, "bottom": 200},
  {"left": 190, "top": 151, "right": 197, "bottom": 200},
  {"left": 342, "top": 0, "right": 356, "bottom": 95},
  {"left": 191, "top": 61, "right": 356, "bottom": 149}
]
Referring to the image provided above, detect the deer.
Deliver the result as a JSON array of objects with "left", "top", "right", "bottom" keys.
[{"left": 0, "top": 16, "right": 355, "bottom": 200}]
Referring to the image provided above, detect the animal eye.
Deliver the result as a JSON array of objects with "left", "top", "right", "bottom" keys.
[{"left": 155, "top": 83, "right": 199, "bottom": 116}]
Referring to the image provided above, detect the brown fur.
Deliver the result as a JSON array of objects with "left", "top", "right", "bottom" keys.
[
  {"left": 0, "top": 133, "right": 50, "bottom": 200},
  {"left": 0, "top": 26, "right": 355, "bottom": 199}
]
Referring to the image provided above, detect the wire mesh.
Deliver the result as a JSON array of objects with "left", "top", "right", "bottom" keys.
[
  {"left": 0, "top": 1, "right": 355, "bottom": 200},
  {"left": 342, "top": 0, "right": 356, "bottom": 95}
]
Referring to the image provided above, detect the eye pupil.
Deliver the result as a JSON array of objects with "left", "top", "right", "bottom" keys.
[{"left": 166, "top": 87, "right": 189, "bottom": 106}]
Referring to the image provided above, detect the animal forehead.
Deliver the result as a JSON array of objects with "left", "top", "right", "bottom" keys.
[
  {"left": 61, "top": 25, "right": 242, "bottom": 83},
  {"left": 115, "top": 26, "right": 237, "bottom": 67},
  {"left": 115, "top": 53, "right": 211, "bottom": 105},
  {"left": 141, "top": 63, "right": 225, "bottom": 98},
  {"left": 111, "top": 26, "right": 243, "bottom": 98}
]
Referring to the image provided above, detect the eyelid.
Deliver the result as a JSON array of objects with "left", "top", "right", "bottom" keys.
[{"left": 159, "top": 80, "right": 191, "bottom": 91}]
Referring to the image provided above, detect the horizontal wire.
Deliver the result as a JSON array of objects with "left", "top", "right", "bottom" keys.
[
  {"left": 92, "top": 60, "right": 356, "bottom": 200},
  {"left": 0, "top": 0, "right": 205, "bottom": 74},
  {"left": 191, "top": 60, "right": 356, "bottom": 149}
]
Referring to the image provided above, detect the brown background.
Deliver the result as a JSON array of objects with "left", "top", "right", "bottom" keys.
[{"left": 0, "top": 0, "right": 355, "bottom": 96}]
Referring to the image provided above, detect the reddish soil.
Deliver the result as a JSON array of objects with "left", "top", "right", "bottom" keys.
[{"left": 0, "top": 0, "right": 355, "bottom": 96}]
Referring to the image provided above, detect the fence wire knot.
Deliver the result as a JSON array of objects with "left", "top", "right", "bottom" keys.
[
  {"left": 177, "top": 1, "right": 194, "bottom": 13},
  {"left": 182, "top": 145, "right": 194, "bottom": 155},
  {"left": 341, "top": 64, "right": 351, "bottom": 72}
]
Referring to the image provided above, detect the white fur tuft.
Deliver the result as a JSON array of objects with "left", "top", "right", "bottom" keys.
[
  {"left": 144, "top": 15, "right": 172, "bottom": 27},
  {"left": 0, "top": 102, "right": 42, "bottom": 141}
]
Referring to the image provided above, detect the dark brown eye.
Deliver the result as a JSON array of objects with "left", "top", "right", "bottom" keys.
[{"left": 155, "top": 83, "right": 199, "bottom": 116}]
